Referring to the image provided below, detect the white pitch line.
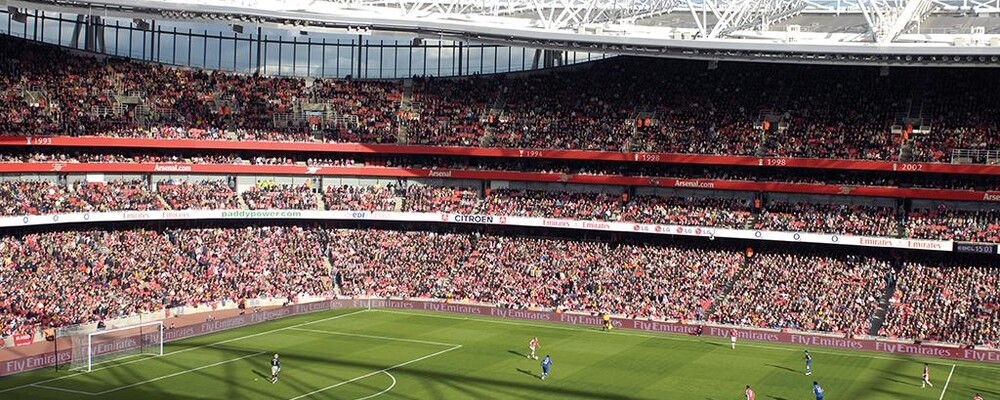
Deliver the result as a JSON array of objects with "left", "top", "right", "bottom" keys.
[
  {"left": 938, "top": 364, "right": 956, "bottom": 400},
  {"left": 0, "top": 309, "right": 370, "bottom": 394},
  {"left": 89, "top": 353, "right": 151, "bottom": 368},
  {"left": 93, "top": 351, "right": 265, "bottom": 395},
  {"left": 374, "top": 309, "right": 1000, "bottom": 371},
  {"left": 351, "top": 371, "right": 396, "bottom": 400},
  {"left": 30, "top": 384, "right": 100, "bottom": 396},
  {"left": 287, "top": 344, "right": 462, "bottom": 400},
  {"left": 289, "top": 327, "right": 460, "bottom": 347}
]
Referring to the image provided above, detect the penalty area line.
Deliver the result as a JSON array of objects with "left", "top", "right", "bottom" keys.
[
  {"left": 0, "top": 309, "right": 371, "bottom": 394},
  {"left": 938, "top": 364, "right": 955, "bottom": 400},
  {"left": 93, "top": 351, "right": 266, "bottom": 395},
  {"left": 289, "top": 327, "right": 460, "bottom": 347},
  {"left": 287, "top": 344, "right": 462, "bottom": 400},
  {"left": 351, "top": 371, "right": 396, "bottom": 400},
  {"left": 29, "top": 384, "right": 100, "bottom": 396}
]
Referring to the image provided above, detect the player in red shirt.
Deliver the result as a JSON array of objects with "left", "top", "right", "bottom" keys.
[
  {"left": 972, "top": 394, "right": 983, "bottom": 400},
  {"left": 922, "top": 363, "right": 933, "bottom": 388},
  {"left": 528, "top": 337, "right": 539, "bottom": 360},
  {"left": 730, "top": 329, "right": 738, "bottom": 350},
  {"left": 745, "top": 385, "right": 756, "bottom": 400}
]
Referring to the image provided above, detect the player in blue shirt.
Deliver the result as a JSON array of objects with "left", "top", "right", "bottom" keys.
[
  {"left": 541, "top": 355, "right": 552, "bottom": 380},
  {"left": 805, "top": 350, "right": 812, "bottom": 375},
  {"left": 812, "top": 381, "right": 824, "bottom": 400}
]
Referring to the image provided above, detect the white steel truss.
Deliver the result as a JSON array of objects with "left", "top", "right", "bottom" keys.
[
  {"left": 701, "top": 0, "right": 807, "bottom": 38},
  {"left": 856, "top": 0, "right": 935, "bottom": 43},
  {"left": 8, "top": 0, "right": 1000, "bottom": 58},
  {"left": 316, "top": 0, "right": 963, "bottom": 40},
  {"left": 335, "top": 0, "right": 682, "bottom": 29}
]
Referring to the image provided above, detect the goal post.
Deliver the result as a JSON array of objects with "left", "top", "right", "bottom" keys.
[{"left": 69, "top": 321, "right": 164, "bottom": 372}]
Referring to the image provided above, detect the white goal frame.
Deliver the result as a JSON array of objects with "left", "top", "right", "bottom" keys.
[{"left": 85, "top": 321, "right": 164, "bottom": 372}]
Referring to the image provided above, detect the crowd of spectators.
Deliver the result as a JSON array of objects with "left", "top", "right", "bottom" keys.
[
  {"left": 0, "top": 180, "right": 164, "bottom": 215},
  {"left": 756, "top": 202, "right": 899, "bottom": 237},
  {"left": 323, "top": 185, "right": 398, "bottom": 211},
  {"left": 905, "top": 206, "right": 1000, "bottom": 243},
  {"left": 0, "top": 226, "right": 331, "bottom": 338},
  {"left": 3, "top": 36, "right": 999, "bottom": 162},
  {"left": 242, "top": 182, "right": 318, "bottom": 210},
  {"left": 1, "top": 226, "right": 997, "bottom": 347},
  {"left": 328, "top": 229, "right": 474, "bottom": 299},
  {"left": 74, "top": 180, "right": 165, "bottom": 212},
  {"left": 3, "top": 179, "right": 999, "bottom": 241},
  {"left": 624, "top": 194, "right": 754, "bottom": 227},
  {"left": 157, "top": 180, "right": 241, "bottom": 210},
  {"left": 401, "top": 185, "right": 479, "bottom": 214},
  {"left": 477, "top": 189, "right": 631, "bottom": 221},
  {"left": 711, "top": 254, "right": 891, "bottom": 334},
  {"left": 882, "top": 262, "right": 1000, "bottom": 347},
  {"left": 0, "top": 181, "right": 90, "bottom": 216},
  {"left": 336, "top": 233, "right": 744, "bottom": 321}
]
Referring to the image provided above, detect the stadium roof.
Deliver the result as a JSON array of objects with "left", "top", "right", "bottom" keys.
[{"left": 9, "top": 0, "right": 1000, "bottom": 64}]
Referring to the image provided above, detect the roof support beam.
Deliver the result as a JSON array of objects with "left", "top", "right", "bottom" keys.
[
  {"left": 706, "top": 0, "right": 805, "bottom": 38},
  {"left": 884, "top": 0, "right": 933, "bottom": 43},
  {"left": 857, "top": 0, "right": 934, "bottom": 44}
]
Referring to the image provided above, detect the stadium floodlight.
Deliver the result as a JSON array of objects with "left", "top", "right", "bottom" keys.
[{"left": 70, "top": 321, "right": 164, "bottom": 372}]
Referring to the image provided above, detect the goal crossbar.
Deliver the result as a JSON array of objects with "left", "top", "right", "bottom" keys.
[{"left": 82, "top": 320, "right": 164, "bottom": 372}]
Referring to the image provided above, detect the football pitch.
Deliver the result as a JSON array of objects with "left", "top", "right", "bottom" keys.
[{"left": 1, "top": 308, "right": 998, "bottom": 399}]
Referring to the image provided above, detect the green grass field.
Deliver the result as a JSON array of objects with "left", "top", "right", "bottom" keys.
[{"left": 2, "top": 308, "right": 998, "bottom": 399}]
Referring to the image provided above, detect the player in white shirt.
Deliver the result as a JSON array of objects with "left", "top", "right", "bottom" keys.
[
  {"left": 730, "top": 329, "right": 738, "bottom": 350},
  {"left": 271, "top": 354, "right": 281, "bottom": 384}
]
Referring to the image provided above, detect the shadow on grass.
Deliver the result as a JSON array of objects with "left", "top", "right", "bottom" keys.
[
  {"left": 973, "top": 387, "right": 1000, "bottom": 396},
  {"left": 157, "top": 343, "right": 645, "bottom": 399},
  {"left": 766, "top": 396, "right": 791, "bottom": 400},
  {"left": 507, "top": 349, "right": 527, "bottom": 358},
  {"left": 884, "top": 376, "right": 911, "bottom": 386},
  {"left": 252, "top": 370, "right": 269, "bottom": 380},
  {"left": 516, "top": 368, "right": 540, "bottom": 380},
  {"left": 765, "top": 364, "right": 797, "bottom": 373}
]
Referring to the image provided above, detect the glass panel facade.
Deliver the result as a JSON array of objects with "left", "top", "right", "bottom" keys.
[{"left": 0, "top": 10, "right": 607, "bottom": 78}]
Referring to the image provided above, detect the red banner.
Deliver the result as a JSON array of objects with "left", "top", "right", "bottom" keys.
[
  {"left": 0, "top": 162, "right": 996, "bottom": 202},
  {"left": 12, "top": 334, "right": 33, "bottom": 347},
  {"left": 4, "top": 136, "right": 1000, "bottom": 176}
]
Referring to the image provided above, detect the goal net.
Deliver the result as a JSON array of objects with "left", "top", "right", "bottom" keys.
[{"left": 69, "top": 321, "right": 164, "bottom": 372}]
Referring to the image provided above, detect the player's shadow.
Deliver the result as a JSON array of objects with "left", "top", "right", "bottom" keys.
[
  {"left": 507, "top": 349, "right": 527, "bottom": 358},
  {"left": 764, "top": 364, "right": 796, "bottom": 373},
  {"left": 516, "top": 368, "right": 540, "bottom": 379},
  {"left": 252, "top": 370, "right": 270, "bottom": 380},
  {"left": 973, "top": 387, "right": 1000, "bottom": 396},
  {"left": 884, "top": 376, "right": 911, "bottom": 386},
  {"left": 765, "top": 396, "right": 791, "bottom": 400},
  {"left": 702, "top": 341, "right": 726, "bottom": 348}
]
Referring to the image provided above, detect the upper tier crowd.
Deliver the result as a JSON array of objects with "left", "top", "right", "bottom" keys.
[
  {"left": 2, "top": 36, "right": 998, "bottom": 163},
  {"left": 3, "top": 180, "right": 1000, "bottom": 242},
  {"left": 2, "top": 227, "right": 996, "bottom": 349}
]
